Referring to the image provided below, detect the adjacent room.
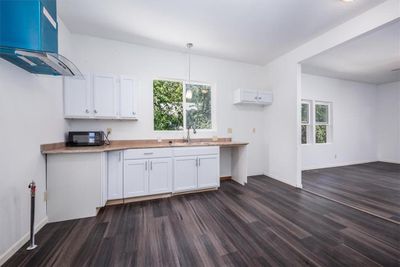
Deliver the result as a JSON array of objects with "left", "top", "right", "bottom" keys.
[
  {"left": 0, "top": 0, "right": 399, "bottom": 266},
  {"left": 301, "top": 20, "right": 400, "bottom": 222}
]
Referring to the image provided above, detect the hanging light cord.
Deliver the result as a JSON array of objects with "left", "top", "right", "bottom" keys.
[{"left": 187, "top": 43, "right": 193, "bottom": 84}]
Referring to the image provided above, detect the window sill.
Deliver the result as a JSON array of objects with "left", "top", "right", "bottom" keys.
[
  {"left": 301, "top": 142, "right": 333, "bottom": 146},
  {"left": 315, "top": 142, "right": 333, "bottom": 145}
]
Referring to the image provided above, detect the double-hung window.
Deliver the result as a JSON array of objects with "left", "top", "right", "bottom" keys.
[
  {"left": 301, "top": 100, "right": 332, "bottom": 144},
  {"left": 314, "top": 102, "right": 331, "bottom": 144},
  {"left": 153, "top": 79, "right": 213, "bottom": 131}
]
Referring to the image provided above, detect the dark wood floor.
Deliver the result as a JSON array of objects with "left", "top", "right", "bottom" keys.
[
  {"left": 5, "top": 176, "right": 400, "bottom": 267},
  {"left": 303, "top": 162, "right": 400, "bottom": 222}
]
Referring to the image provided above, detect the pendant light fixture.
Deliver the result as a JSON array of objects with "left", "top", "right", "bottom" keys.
[{"left": 186, "top": 43, "right": 193, "bottom": 100}]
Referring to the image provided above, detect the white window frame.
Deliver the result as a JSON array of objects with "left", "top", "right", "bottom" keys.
[
  {"left": 153, "top": 78, "right": 216, "bottom": 132},
  {"left": 314, "top": 101, "right": 332, "bottom": 144},
  {"left": 301, "top": 100, "right": 312, "bottom": 145},
  {"left": 300, "top": 100, "right": 333, "bottom": 145}
]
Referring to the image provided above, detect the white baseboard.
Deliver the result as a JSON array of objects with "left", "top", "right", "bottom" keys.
[
  {"left": 0, "top": 216, "right": 48, "bottom": 266},
  {"left": 302, "top": 160, "right": 378, "bottom": 171}
]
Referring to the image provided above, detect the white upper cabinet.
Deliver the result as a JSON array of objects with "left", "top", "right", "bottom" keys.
[
  {"left": 257, "top": 91, "right": 273, "bottom": 105},
  {"left": 63, "top": 73, "right": 138, "bottom": 120},
  {"left": 238, "top": 89, "right": 258, "bottom": 103},
  {"left": 64, "top": 74, "right": 91, "bottom": 118},
  {"left": 93, "top": 74, "right": 118, "bottom": 118},
  {"left": 119, "top": 76, "right": 137, "bottom": 119},
  {"left": 234, "top": 89, "right": 273, "bottom": 106}
]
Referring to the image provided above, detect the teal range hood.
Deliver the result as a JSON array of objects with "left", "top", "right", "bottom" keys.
[{"left": 0, "top": 0, "right": 81, "bottom": 76}]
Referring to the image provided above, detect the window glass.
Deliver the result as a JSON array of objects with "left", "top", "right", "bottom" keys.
[
  {"left": 301, "top": 125, "right": 308, "bottom": 144},
  {"left": 153, "top": 80, "right": 183, "bottom": 131},
  {"left": 185, "top": 83, "right": 212, "bottom": 129},
  {"left": 301, "top": 103, "right": 309, "bottom": 124},
  {"left": 315, "top": 125, "right": 327, "bottom": 143},
  {"left": 153, "top": 80, "right": 213, "bottom": 131},
  {"left": 315, "top": 104, "right": 328, "bottom": 124}
]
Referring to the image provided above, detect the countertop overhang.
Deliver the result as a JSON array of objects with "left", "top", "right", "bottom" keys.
[{"left": 41, "top": 138, "right": 248, "bottom": 154}]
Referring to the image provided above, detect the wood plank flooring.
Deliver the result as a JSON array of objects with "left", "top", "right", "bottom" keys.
[
  {"left": 303, "top": 162, "right": 400, "bottom": 222},
  {"left": 5, "top": 176, "right": 400, "bottom": 267}
]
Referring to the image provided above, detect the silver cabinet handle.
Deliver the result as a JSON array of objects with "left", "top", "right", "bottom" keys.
[
  {"left": 150, "top": 161, "right": 153, "bottom": 170},
  {"left": 198, "top": 158, "right": 201, "bottom": 166},
  {"left": 145, "top": 161, "right": 148, "bottom": 170},
  {"left": 118, "top": 152, "right": 121, "bottom": 162},
  {"left": 94, "top": 109, "right": 98, "bottom": 114},
  {"left": 144, "top": 152, "right": 154, "bottom": 155},
  {"left": 195, "top": 158, "right": 198, "bottom": 167},
  {"left": 85, "top": 109, "right": 89, "bottom": 113}
]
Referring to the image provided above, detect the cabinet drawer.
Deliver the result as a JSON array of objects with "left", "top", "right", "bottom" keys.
[
  {"left": 124, "top": 148, "right": 173, "bottom": 159},
  {"left": 173, "top": 146, "right": 219, "bottom": 157}
]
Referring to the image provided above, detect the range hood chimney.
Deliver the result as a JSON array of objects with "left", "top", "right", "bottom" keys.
[{"left": 0, "top": 0, "right": 82, "bottom": 77}]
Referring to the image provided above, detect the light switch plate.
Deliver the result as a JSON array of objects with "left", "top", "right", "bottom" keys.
[{"left": 227, "top": 128, "right": 233, "bottom": 134}]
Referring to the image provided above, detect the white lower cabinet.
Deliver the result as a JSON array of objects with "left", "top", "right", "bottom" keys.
[
  {"left": 107, "top": 147, "right": 219, "bottom": 202},
  {"left": 198, "top": 155, "right": 220, "bottom": 189},
  {"left": 107, "top": 151, "right": 123, "bottom": 200},
  {"left": 149, "top": 158, "right": 172, "bottom": 194},
  {"left": 173, "top": 156, "right": 198, "bottom": 192},
  {"left": 123, "top": 148, "right": 173, "bottom": 198},
  {"left": 124, "top": 159, "right": 148, "bottom": 198},
  {"left": 173, "top": 147, "right": 220, "bottom": 193}
]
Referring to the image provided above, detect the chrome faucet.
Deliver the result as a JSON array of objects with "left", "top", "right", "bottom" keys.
[{"left": 184, "top": 125, "right": 197, "bottom": 143}]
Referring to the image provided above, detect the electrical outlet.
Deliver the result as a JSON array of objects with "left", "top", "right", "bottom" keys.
[
  {"left": 227, "top": 128, "right": 233, "bottom": 134},
  {"left": 106, "top": 128, "right": 112, "bottom": 136},
  {"left": 43, "top": 191, "right": 48, "bottom": 202}
]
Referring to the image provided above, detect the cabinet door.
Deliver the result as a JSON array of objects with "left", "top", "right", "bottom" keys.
[
  {"left": 64, "top": 74, "right": 91, "bottom": 118},
  {"left": 124, "top": 159, "right": 148, "bottom": 198},
  {"left": 198, "top": 155, "right": 219, "bottom": 189},
  {"left": 120, "top": 76, "right": 137, "bottom": 119},
  {"left": 93, "top": 74, "right": 117, "bottom": 118},
  {"left": 149, "top": 158, "right": 172, "bottom": 195},
  {"left": 107, "top": 151, "right": 123, "bottom": 200},
  {"left": 173, "top": 156, "right": 198, "bottom": 192},
  {"left": 257, "top": 91, "right": 273, "bottom": 104},
  {"left": 240, "top": 90, "right": 258, "bottom": 103}
]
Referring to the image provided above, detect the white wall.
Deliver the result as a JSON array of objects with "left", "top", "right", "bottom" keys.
[
  {"left": 66, "top": 34, "right": 268, "bottom": 176},
  {"left": 377, "top": 81, "right": 400, "bottom": 163},
  {"left": 301, "top": 74, "right": 378, "bottom": 170},
  {"left": 0, "top": 20, "right": 71, "bottom": 263},
  {"left": 262, "top": 0, "right": 399, "bottom": 187}
]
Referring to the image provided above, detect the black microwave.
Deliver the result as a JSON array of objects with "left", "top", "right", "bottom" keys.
[{"left": 66, "top": 131, "right": 105, "bottom": 147}]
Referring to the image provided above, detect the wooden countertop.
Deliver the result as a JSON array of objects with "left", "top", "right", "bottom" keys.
[{"left": 41, "top": 138, "right": 248, "bottom": 154}]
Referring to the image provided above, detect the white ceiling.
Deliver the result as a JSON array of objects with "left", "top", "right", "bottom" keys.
[
  {"left": 58, "top": 0, "right": 385, "bottom": 65},
  {"left": 302, "top": 20, "right": 400, "bottom": 85}
]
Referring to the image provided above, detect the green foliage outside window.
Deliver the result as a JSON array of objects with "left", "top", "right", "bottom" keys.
[
  {"left": 315, "top": 104, "right": 328, "bottom": 123},
  {"left": 301, "top": 125, "right": 307, "bottom": 144},
  {"left": 186, "top": 84, "right": 212, "bottom": 129},
  {"left": 153, "top": 80, "right": 212, "bottom": 131},
  {"left": 316, "top": 125, "right": 327, "bottom": 143},
  {"left": 153, "top": 80, "right": 183, "bottom": 130}
]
